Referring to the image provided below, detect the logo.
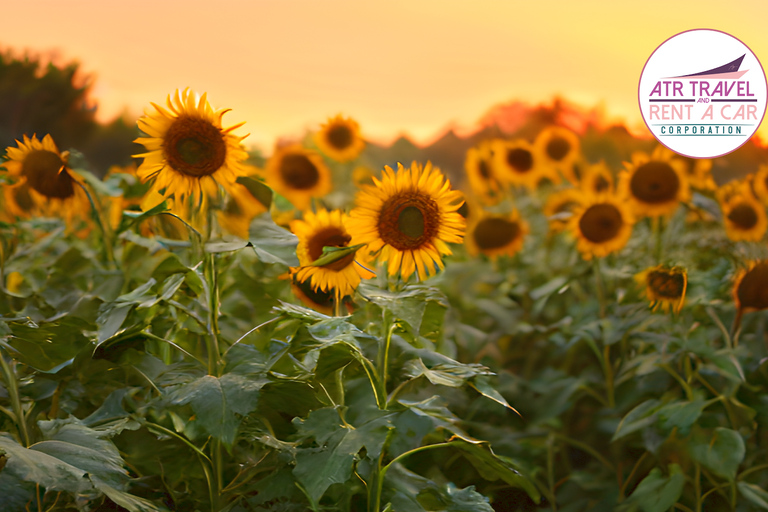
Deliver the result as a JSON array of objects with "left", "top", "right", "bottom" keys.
[{"left": 639, "top": 29, "right": 767, "bottom": 158}]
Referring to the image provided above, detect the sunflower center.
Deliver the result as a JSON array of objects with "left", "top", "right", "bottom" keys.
[
  {"left": 21, "top": 149, "right": 75, "bottom": 199},
  {"left": 163, "top": 115, "right": 226, "bottom": 177},
  {"left": 594, "top": 175, "right": 611, "bottom": 193},
  {"left": 279, "top": 154, "right": 320, "bottom": 190},
  {"left": 326, "top": 125, "right": 353, "bottom": 150},
  {"left": 737, "top": 262, "right": 768, "bottom": 311},
  {"left": 630, "top": 161, "right": 680, "bottom": 204},
  {"left": 308, "top": 227, "right": 354, "bottom": 271},
  {"left": 546, "top": 137, "right": 571, "bottom": 161},
  {"left": 647, "top": 270, "right": 685, "bottom": 299},
  {"left": 378, "top": 192, "right": 440, "bottom": 250},
  {"left": 579, "top": 203, "right": 623, "bottom": 243},
  {"left": 478, "top": 159, "right": 492, "bottom": 179},
  {"left": 728, "top": 202, "right": 758, "bottom": 229},
  {"left": 473, "top": 217, "right": 520, "bottom": 250},
  {"left": 506, "top": 148, "right": 533, "bottom": 173}
]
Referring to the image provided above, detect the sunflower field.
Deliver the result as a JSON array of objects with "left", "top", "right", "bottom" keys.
[{"left": 1, "top": 80, "right": 768, "bottom": 512}]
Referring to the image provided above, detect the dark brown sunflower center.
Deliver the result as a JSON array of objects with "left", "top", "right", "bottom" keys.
[
  {"left": 478, "top": 159, "right": 492, "bottom": 179},
  {"left": 594, "top": 175, "right": 611, "bottom": 193},
  {"left": 630, "top": 161, "right": 680, "bottom": 204},
  {"left": 163, "top": 115, "right": 227, "bottom": 177},
  {"left": 21, "top": 149, "right": 75, "bottom": 199},
  {"left": 308, "top": 227, "right": 354, "bottom": 271},
  {"left": 647, "top": 270, "right": 685, "bottom": 299},
  {"left": 279, "top": 154, "right": 320, "bottom": 190},
  {"left": 473, "top": 217, "right": 520, "bottom": 250},
  {"left": 378, "top": 192, "right": 440, "bottom": 250},
  {"left": 546, "top": 137, "right": 571, "bottom": 161},
  {"left": 294, "top": 279, "right": 336, "bottom": 308},
  {"left": 326, "top": 125, "right": 353, "bottom": 150},
  {"left": 506, "top": 148, "right": 533, "bottom": 173},
  {"left": 737, "top": 262, "right": 768, "bottom": 311},
  {"left": 728, "top": 202, "right": 758, "bottom": 229},
  {"left": 579, "top": 203, "right": 623, "bottom": 243}
]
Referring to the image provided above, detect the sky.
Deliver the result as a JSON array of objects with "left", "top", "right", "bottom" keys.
[{"left": 3, "top": 0, "right": 768, "bottom": 151}]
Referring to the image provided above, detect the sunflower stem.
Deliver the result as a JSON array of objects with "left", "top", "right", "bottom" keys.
[
  {"left": 652, "top": 216, "right": 665, "bottom": 263},
  {"left": 204, "top": 252, "right": 221, "bottom": 377},
  {"left": 378, "top": 310, "right": 396, "bottom": 410},
  {"left": 0, "top": 348, "right": 31, "bottom": 447},
  {"left": 76, "top": 180, "right": 116, "bottom": 268},
  {"left": 593, "top": 258, "right": 606, "bottom": 318}
]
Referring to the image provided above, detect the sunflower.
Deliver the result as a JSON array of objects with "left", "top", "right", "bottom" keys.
[
  {"left": 289, "top": 208, "right": 374, "bottom": 301},
  {"left": 544, "top": 188, "right": 584, "bottom": 233},
  {"left": 264, "top": 144, "right": 332, "bottom": 210},
  {"left": 290, "top": 278, "right": 352, "bottom": 316},
  {"left": 569, "top": 193, "right": 634, "bottom": 259},
  {"left": 133, "top": 88, "right": 249, "bottom": 217},
  {"left": 347, "top": 161, "right": 465, "bottom": 280},
  {"left": 1, "top": 134, "right": 90, "bottom": 226},
  {"left": 534, "top": 126, "right": 581, "bottom": 184},
  {"left": 464, "top": 141, "right": 503, "bottom": 204},
  {"left": 580, "top": 161, "right": 614, "bottom": 195},
  {"left": 751, "top": 165, "right": 768, "bottom": 205},
  {"left": 216, "top": 168, "right": 269, "bottom": 239},
  {"left": 733, "top": 260, "right": 768, "bottom": 314},
  {"left": 635, "top": 265, "right": 688, "bottom": 313},
  {"left": 657, "top": 146, "right": 716, "bottom": 191},
  {"left": 314, "top": 115, "right": 365, "bottom": 162},
  {"left": 492, "top": 139, "right": 548, "bottom": 190},
  {"left": 466, "top": 209, "right": 529, "bottom": 259},
  {"left": 618, "top": 146, "right": 690, "bottom": 218},
  {"left": 720, "top": 189, "right": 767, "bottom": 242}
]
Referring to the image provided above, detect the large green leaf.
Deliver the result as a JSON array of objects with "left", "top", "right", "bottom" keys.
[
  {"left": 622, "top": 464, "right": 684, "bottom": 512},
  {"left": 170, "top": 373, "right": 266, "bottom": 448},
  {"left": 689, "top": 427, "right": 745, "bottom": 481},
  {"left": 3, "top": 317, "right": 94, "bottom": 373},
  {"left": 248, "top": 213, "right": 299, "bottom": 266}
]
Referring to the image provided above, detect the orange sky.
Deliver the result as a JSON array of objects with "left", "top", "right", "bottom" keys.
[{"left": 3, "top": 0, "right": 768, "bottom": 151}]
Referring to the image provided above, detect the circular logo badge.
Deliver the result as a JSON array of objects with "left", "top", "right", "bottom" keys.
[{"left": 639, "top": 29, "right": 767, "bottom": 158}]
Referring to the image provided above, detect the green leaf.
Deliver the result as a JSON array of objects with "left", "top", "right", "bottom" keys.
[
  {"left": 118, "top": 201, "right": 169, "bottom": 233},
  {"left": 248, "top": 213, "right": 299, "bottom": 266},
  {"left": 689, "top": 427, "right": 744, "bottom": 481},
  {"left": 612, "top": 399, "right": 661, "bottom": 442},
  {"left": 236, "top": 175, "right": 273, "bottom": 208},
  {"left": 310, "top": 243, "right": 366, "bottom": 267},
  {"left": 738, "top": 482, "right": 768, "bottom": 510},
  {"left": 359, "top": 284, "right": 447, "bottom": 335},
  {"left": 624, "top": 464, "right": 684, "bottom": 512},
  {"left": 170, "top": 373, "right": 266, "bottom": 448},
  {"left": 447, "top": 435, "right": 540, "bottom": 503},
  {"left": 656, "top": 399, "right": 707, "bottom": 434},
  {"left": 4, "top": 317, "right": 94, "bottom": 373},
  {"left": 293, "top": 408, "right": 392, "bottom": 503},
  {"left": 404, "top": 359, "right": 493, "bottom": 388}
]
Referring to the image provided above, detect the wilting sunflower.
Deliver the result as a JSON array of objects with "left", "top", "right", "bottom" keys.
[
  {"left": 134, "top": 88, "right": 249, "bottom": 216},
  {"left": 1, "top": 134, "right": 90, "bottom": 226},
  {"left": 314, "top": 115, "right": 365, "bottom": 162},
  {"left": 569, "top": 193, "right": 634, "bottom": 259},
  {"left": 733, "top": 260, "right": 768, "bottom": 314},
  {"left": 543, "top": 188, "right": 583, "bottom": 233},
  {"left": 347, "top": 161, "right": 465, "bottom": 280},
  {"left": 534, "top": 126, "right": 581, "bottom": 184},
  {"left": 580, "top": 161, "right": 614, "bottom": 195},
  {"left": 492, "top": 139, "right": 548, "bottom": 190},
  {"left": 618, "top": 146, "right": 690, "bottom": 218},
  {"left": 720, "top": 189, "right": 767, "bottom": 242},
  {"left": 465, "top": 141, "right": 503, "bottom": 204},
  {"left": 635, "top": 265, "right": 688, "bottom": 313},
  {"left": 264, "top": 144, "right": 332, "bottom": 210},
  {"left": 289, "top": 208, "right": 374, "bottom": 301},
  {"left": 466, "top": 210, "right": 529, "bottom": 259},
  {"left": 290, "top": 278, "right": 352, "bottom": 316}
]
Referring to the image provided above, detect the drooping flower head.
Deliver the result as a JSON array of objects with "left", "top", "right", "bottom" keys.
[
  {"left": 289, "top": 208, "right": 374, "bottom": 302},
  {"left": 264, "top": 144, "right": 332, "bottom": 210},
  {"left": 466, "top": 209, "right": 529, "bottom": 259},
  {"left": 579, "top": 161, "right": 614, "bottom": 195},
  {"left": 134, "top": 88, "right": 249, "bottom": 215},
  {"left": 635, "top": 265, "right": 688, "bottom": 313},
  {"left": 733, "top": 260, "right": 768, "bottom": 314},
  {"left": 314, "top": 115, "right": 365, "bottom": 162},
  {"left": 347, "top": 161, "right": 465, "bottom": 280},
  {"left": 2, "top": 134, "right": 90, "bottom": 226},
  {"left": 569, "top": 192, "right": 634, "bottom": 259},
  {"left": 618, "top": 146, "right": 690, "bottom": 218}
]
